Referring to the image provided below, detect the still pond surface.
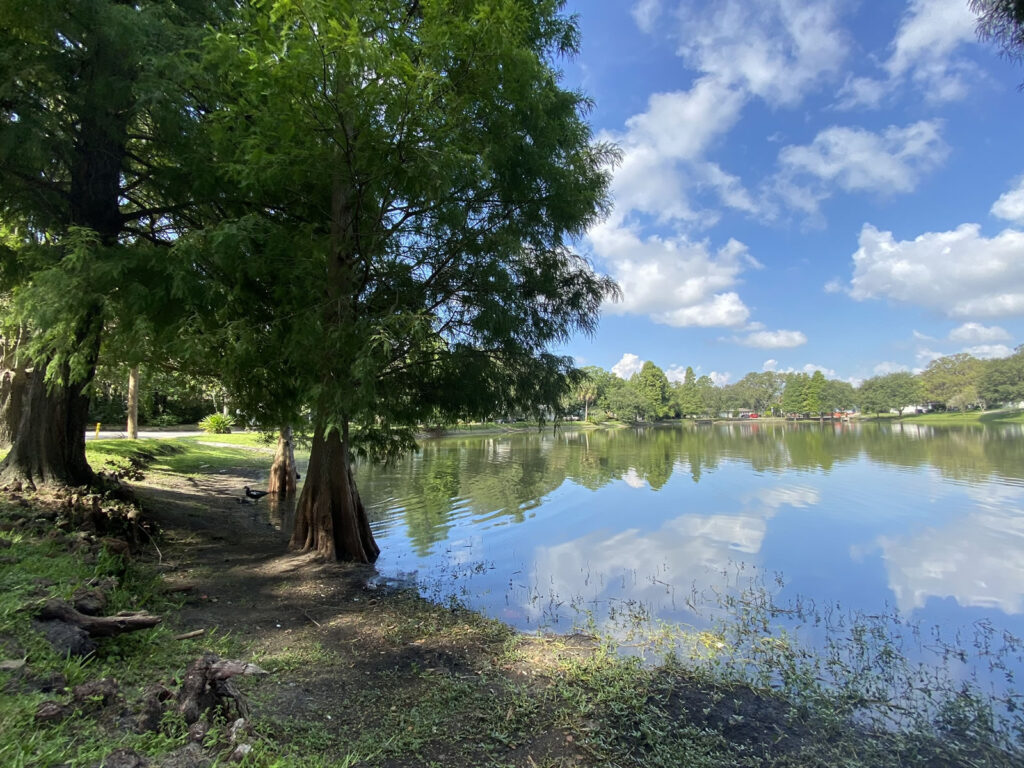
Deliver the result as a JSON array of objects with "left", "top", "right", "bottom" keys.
[{"left": 347, "top": 422, "right": 1024, "bottom": 665}]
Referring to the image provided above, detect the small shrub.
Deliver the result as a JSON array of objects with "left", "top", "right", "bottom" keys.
[
  {"left": 255, "top": 430, "right": 277, "bottom": 446},
  {"left": 148, "top": 412, "right": 181, "bottom": 427},
  {"left": 198, "top": 413, "right": 235, "bottom": 434}
]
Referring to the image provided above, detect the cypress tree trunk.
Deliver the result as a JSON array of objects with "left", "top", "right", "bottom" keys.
[
  {"left": 0, "top": 353, "right": 96, "bottom": 489},
  {"left": 0, "top": 329, "right": 29, "bottom": 448},
  {"left": 126, "top": 366, "right": 140, "bottom": 439},
  {"left": 268, "top": 425, "right": 298, "bottom": 496},
  {"left": 0, "top": 368, "right": 28, "bottom": 448},
  {"left": 289, "top": 422, "right": 379, "bottom": 563}
]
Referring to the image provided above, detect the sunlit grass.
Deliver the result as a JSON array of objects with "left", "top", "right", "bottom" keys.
[
  {"left": 903, "top": 408, "right": 1024, "bottom": 424},
  {"left": 85, "top": 436, "right": 278, "bottom": 476}
]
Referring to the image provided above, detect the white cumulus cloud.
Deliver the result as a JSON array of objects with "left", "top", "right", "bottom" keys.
[
  {"left": 763, "top": 360, "right": 837, "bottom": 377},
  {"left": 604, "top": 78, "right": 749, "bottom": 226},
  {"left": 778, "top": 121, "right": 948, "bottom": 198},
  {"left": 835, "top": 75, "right": 887, "bottom": 110},
  {"left": 949, "top": 322, "right": 1011, "bottom": 344},
  {"left": 836, "top": 0, "right": 979, "bottom": 109},
  {"left": 736, "top": 329, "right": 808, "bottom": 349},
  {"left": 611, "top": 353, "right": 645, "bottom": 380},
  {"left": 991, "top": 177, "right": 1024, "bottom": 224},
  {"left": 631, "top": 0, "right": 663, "bottom": 34},
  {"left": 675, "top": 0, "right": 848, "bottom": 107},
  {"left": 963, "top": 344, "right": 1014, "bottom": 359},
  {"left": 874, "top": 361, "right": 910, "bottom": 376},
  {"left": 665, "top": 365, "right": 688, "bottom": 383},
  {"left": 885, "top": 0, "right": 979, "bottom": 101},
  {"left": 709, "top": 371, "right": 732, "bottom": 386},
  {"left": 847, "top": 222, "right": 1024, "bottom": 318},
  {"left": 591, "top": 220, "right": 758, "bottom": 328}
]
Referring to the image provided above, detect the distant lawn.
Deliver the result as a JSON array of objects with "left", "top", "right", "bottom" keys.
[{"left": 900, "top": 408, "right": 1024, "bottom": 425}]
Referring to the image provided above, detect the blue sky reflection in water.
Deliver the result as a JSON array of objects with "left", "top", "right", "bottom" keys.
[{"left": 356, "top": 424, "right": 1024, "bottom": 679}]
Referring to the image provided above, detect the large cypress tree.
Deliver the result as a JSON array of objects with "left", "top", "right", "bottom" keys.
[
  {"left": 183, "top": 0, "right": 618, "bottom": 562},
  {"left": 0, "top": 0, "right": 229, "bottom": 487}
]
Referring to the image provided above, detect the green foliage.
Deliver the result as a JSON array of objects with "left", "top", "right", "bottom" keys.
[
  {"left": 921, "top": 354, "right": 984, "bottom": 409},
  {"left": 602, "top": 376, "right": 643, "bottom": 422},
  {"left": 633, "top": 361, "right": 669, "bottom": 421},
  {"left": 804, "top": 370, "right": 826, "bottom": 415},
  {"left": 172, "top": 0, "right": 619, "bottom": 456},
  {"left": 197, "top": 412, "right": 235, "bottom": 434},
  {"left": 973, "top": 0, "right": 1024, "bottom": 69},
  {"left": 671, "top": 366, "right": 702, "bottom": 418},
  {"left": 980, "top": 347, "right": 1024, "bottom": 405},
  {"left": 0, "top": 0, "right": 231, "bottom": 375},
  {"left": 89, "top": 364, "right": 220, "bottom": 425},
  {"left": 857, "top": 371, "right": 922, "bottom": 417},
  {"left": 733, "top": 371, "right": 783, "bottom": 414},
  {"left": 781, "top": 373, "right": 809, "bottom": 415}
]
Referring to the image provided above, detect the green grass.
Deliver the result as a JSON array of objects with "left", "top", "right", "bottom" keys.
[
  {"left": 0, "top": 497, "right": 238, "bottom": 768},
  {"left": 901, "top": 408, "right": 1024, "bottom": 425},
  {"left": 86, "top": 436, "right": 279, "bottom": 476}
]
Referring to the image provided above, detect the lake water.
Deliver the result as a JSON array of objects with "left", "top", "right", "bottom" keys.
[{"left": 354, "top": 422, "right": 1024, "bottom": 689}]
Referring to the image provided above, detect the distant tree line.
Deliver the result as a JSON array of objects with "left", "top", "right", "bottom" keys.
[{"left": 562, "top": 347, "right": 1024, "bottom": 422}]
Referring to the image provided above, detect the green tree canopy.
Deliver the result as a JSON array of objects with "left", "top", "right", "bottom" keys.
[
  {"left": 633, "top": 361, "right": 669, "bottom": 421},
  {"left": 980, "top": 347, "right": 1024, "bottom": 405},
  {"left": 734, "top": 371, "right": 783, "bottom": 414},
  {"left": 920, "top": 354, "right": 983, "bottom": 409},
  {"left": 857, "top": 371, "right": 921, "bottom": 417},
  {"left": 0, "top": 0, "right": 230, "bottom": 487},
  {"left": 180, "top": 0, "right": 618, "bottom": 561}
]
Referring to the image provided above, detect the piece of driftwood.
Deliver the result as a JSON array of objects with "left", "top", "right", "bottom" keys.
[
  {"left": 37, "top": 599, "right": 160, "bottom": 637},
  {"left": 177, "top": 654, "right": 267, "bottom": 725},
  {"left": 174, "top": 629, "right": 205, "bottom": 640}
]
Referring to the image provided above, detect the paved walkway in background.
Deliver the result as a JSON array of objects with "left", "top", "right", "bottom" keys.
[{"left": 85, "top": 429, "right": 202, "bottom": 441}]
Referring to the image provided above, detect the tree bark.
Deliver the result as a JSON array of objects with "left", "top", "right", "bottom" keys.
[
  {"left": 268, "top": 425, "right": 298, "bottom": 496},
  {"left": 0, "top": 349, "right": 97, "bottom": 489},
  {"left": 289, "top": 422, "right": 379, "bottom": 563},
  {"left": 126, "top": 365, "right": 140, "bottom": 439},
  {"left": 0, "top": 328, "right": 29, "bottom": 448}
]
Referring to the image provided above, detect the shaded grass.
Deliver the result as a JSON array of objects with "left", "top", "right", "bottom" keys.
[{"left": 0, "top": 495, "right": 239, "bottom": 768}]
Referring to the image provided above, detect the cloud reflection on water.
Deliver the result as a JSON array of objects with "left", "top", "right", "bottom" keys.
[
  {"left": 524, "top": 482, "right": 822, "bottom": 626},
  {"left": 878, "top": 483, "right": 1024, "bottom": 615}
]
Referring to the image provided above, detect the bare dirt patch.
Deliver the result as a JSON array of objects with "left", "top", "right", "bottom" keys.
[{"left": 132, "top": 469, "right": 592, "bottom": 766}]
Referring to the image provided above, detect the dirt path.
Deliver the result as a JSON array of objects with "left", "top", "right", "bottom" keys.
[{"left": 131, "top": 469, "right": 590, "bottom": 767}]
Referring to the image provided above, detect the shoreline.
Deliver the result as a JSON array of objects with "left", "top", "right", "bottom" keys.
[{"left": 2, "top": 442, "right": 1022, "bottom": 766}]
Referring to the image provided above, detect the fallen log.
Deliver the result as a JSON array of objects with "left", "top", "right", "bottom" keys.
[{"left": 37, "top": 600, "right": 161, "bottom": 638}]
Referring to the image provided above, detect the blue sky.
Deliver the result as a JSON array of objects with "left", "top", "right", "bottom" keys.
[{"left": 555, "top": 0, "right": 1024, "bottom": 386}]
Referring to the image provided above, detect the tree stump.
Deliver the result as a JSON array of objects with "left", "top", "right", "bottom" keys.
[{"left": 177, "top": 654, "right": 266, "bottom": 725}]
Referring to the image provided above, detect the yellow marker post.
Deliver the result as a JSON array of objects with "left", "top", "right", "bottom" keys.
[{"left": 95, "top": 423, "right": 101, "bottom": 439}]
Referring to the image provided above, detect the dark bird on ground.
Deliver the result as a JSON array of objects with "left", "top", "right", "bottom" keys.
[{"left": 244, "top": 486, "right": 270, "bottom": 503}]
